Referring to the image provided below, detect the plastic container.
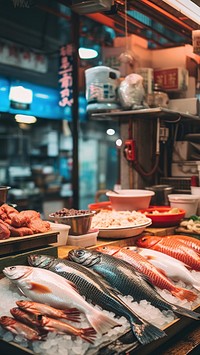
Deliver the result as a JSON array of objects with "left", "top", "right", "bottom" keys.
[
  {"left": 191, "top": 186, "right": 200, "bottom": 215},
  {"left": 168, "top": 194, "right": 199, "bottom": 218},
  {"left": 106, "top": 189, "right": 155, "bottom": 211},
  {"left": 67, "top": 229, "right": 99, "bottom": 247},
  {"left": 49, "top": 222, "right": 71, "bottom": 246}
]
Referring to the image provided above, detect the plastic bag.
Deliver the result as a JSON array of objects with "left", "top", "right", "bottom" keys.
[{"left": 118, "top": 73, "right": 146, "bottom": 109}]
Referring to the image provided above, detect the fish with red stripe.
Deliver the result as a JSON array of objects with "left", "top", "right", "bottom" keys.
[
  {"left": 136, "top": 235, "right": 200, "bottom": 271},
  {"left": 96, "top": 245, "right": 197, "bottom": 302}
]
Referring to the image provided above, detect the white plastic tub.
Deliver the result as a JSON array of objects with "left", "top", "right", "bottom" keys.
[
  {"left": 168, "top": 194, "right": 199, "bottom": 218},
  {"left": 49, "top": 222, "right": 71, "bottom": 246},
  {"left": 191, "top": 186, "right": 200, "bottom": 215}
]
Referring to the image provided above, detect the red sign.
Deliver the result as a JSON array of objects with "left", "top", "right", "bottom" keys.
[{"left": 154, "top": 68, "right": 179, "bottom": 91}]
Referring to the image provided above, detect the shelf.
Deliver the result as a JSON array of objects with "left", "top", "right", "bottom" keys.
[{"left": 90, "top": 108, "right": 200, "bottom": 122}]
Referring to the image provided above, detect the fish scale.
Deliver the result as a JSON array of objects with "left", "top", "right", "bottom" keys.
[
  {"left": 68, "top": 249, "right": 200, "bottom": 321},
  {"left": 151, "top": 238, "right": 200, "bottom": 270},
  {"left": 167, "top": 235, "right": 200, "bottom": 255},
  {"left": 27, "top": 254, "right": 166, "bottom": 345},
  {"left": 96, "top": 246, "right": 197, "bottom": 302}
]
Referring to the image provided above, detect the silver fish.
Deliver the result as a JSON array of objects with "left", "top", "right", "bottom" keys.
[
  {"left": 3, "top": 265, "right": 119, "bottom": 335},
  {"left": 27, "top": 253, "right": 166, "bottom": 345},
  {"left": 68, "top": 249, "right": 200, "bottom": 321}
]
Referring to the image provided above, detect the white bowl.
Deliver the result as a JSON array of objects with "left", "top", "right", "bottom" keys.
[
  {"left": 106, "top": 189, "right": 155, "bottom": 211},
  {"left": 191, "top": 186, "right": 200, "bottom": 215},
  {"left": 98, "top": 220, "right": 152, "bottom": 239},
  {"left": 49, "top": 222, "right": 71, "bottom": 246},
  {"left": 168, "top": 194, "right": 199, "bottom": 218}
]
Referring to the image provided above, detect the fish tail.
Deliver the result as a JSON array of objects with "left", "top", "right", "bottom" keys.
[
  {"left": 62, "top": 308, "right": 81, "bottom": 322},
  {"left": 171, "top": 287, "right": 197, "bottom": 302},
  {"left": 131, "top": 320, "right": 166, "bottom": 345},
  {"left": 85, "top": 311, "right": 121, "bottom": 334},
  {"left": 79, "top": 327, "right": 97, "bottom": 344},
  {"left": 171, "top": 304, "right": 200, "bottom": 320}
]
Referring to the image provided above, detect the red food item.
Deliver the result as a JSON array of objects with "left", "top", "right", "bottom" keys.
[
  {"left": 28, "top": 219, "right": 50, "bottom": 234},
  {"left": 0, "top": 220, "right": 10, "bottom": 239},
  {"left": 136, "top": 235, "right": 200, "bottom": 271},
  {"left": 0, "top": 204, "right": 51, "bottom": 237},
  {"left": 11, "top": 213, "right": 31, "bottom": 228},
  {"left": 0, "top": 203, "right": 19, "bottom": 217}
]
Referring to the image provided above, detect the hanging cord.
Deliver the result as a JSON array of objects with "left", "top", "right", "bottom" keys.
[{"left": 125, "top": 0, "right": 128, "bottom": 52}]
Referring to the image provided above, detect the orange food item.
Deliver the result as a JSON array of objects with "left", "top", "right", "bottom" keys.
[
  {"left": 136, "top": 235, "right": 200, "bottom": 271},
  {"left": 0, "top": 204, "right": 51, "bottom": 237}
]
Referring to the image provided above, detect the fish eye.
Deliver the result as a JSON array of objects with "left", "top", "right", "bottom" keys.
[
  {"left": 10, "top": 266, "right": 16, "bottom": 270},
  {"left": 76, "top": 250, "right": 84, "bottom": 256}
]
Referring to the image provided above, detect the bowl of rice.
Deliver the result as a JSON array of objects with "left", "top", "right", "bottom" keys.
[{"left": 91, "top": 210, "right": 152, "bottom": 238}]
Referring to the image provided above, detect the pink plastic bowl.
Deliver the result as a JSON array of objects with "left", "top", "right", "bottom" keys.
[{"left": 106, "top": 189, "right": 155, "bottom": 211}]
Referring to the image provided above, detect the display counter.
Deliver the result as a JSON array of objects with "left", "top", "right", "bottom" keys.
[
  {"left": 57, "top": 226, "right": 200, "bottom": 355},
  {"left": 1, "top": 225, "right": 200, "bottom": 355}
]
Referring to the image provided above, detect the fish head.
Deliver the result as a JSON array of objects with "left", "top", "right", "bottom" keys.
[
  {"left": 28, "top": 254, "right": 54, "bottom": 268},
  {"left": 68, "top": 249, "right": 101, "bottom": 267},
  {"left": 0, "top": 316, "right": 14, "bottom": 326},
  {"left": 96, "top": 245, "right": 120, "bottom": 256},
  {"left": 135, "top": 236, "right": 161, "bottom": 248},
  {"left": 16, "top": 300, "right": 29, "bottom": 309},
  {"left": 3, "top": 265, "right": 33, "bottom": 281}
]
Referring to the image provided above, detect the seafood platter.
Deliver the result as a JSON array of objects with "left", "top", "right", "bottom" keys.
[{"left": 1, "top": 229, "right": 200, "bottom": 354}]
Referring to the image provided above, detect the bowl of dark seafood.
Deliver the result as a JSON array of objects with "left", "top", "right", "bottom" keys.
[{"left": 49, "top": 208, "right": 96, "bottom": 235}]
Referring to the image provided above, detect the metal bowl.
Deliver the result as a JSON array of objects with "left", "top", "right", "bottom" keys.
[
  {"left": 49, "top": 210, "right": 96, "bottom": 236},
  {"left": 0, "top": 186, "right": 11, "bottom": 206}
]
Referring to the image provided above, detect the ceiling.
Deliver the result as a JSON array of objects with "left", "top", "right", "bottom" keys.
[
  {"left": 85, "top": 0, "right": 200, "bottom": 49},
  {"left": 1, "top": 0, "right": 199, "bottom": 51},
  {"left": 0, "top": 0, "right": 199, "bottom": 88},
  {"left": 34, "top": 0, "right": 200, "bottom": 49}
]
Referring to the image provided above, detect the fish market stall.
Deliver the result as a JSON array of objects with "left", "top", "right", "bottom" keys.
[{"left": 1, "top": 202, "right": 200, "bottom": 354}]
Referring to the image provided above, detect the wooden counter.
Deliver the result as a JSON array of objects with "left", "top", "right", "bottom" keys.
[
  {"left": 58, "top": 225, "right": 200, "bottom": 355},
  {"left": 58, "top": 225, "right": 176, "bottom": 259}
]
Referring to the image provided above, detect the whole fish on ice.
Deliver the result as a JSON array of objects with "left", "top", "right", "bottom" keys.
[
  {"left": 16, "top": 300, "right": 81, "bottom": 322},
  {"left": 27, "top": 253, "right": 166, "bottom": 345},
  {"left": 96, "top": 245, "right": 197, "bottom": 301},
  {"left": 167, "top": 235, "right": 200, "bottom": 255},
  {"left": 0, "top": 315, "right": 43, "bottom": 341},
  {"left": 2, "top": 265, "right": 119, "bottom": 335},
  {"left": 128, "top": 246, "right": 200, "bottom": 292},
  {"left": 38, "top": 315, "right": 97, "bottom": 344},
  {"left": 136, "top": 236, "right": 200, "bottom": 271},
  {"left": 68, "top": 249, "right": 200, "bottom": 321}
]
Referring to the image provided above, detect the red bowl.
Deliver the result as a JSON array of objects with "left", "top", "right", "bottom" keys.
[
  {"left": 138, "top": 206, "right": 185, "bottom": 227},
  {"left": 88, "top": 201, "right": 112, "bottom": 212}
]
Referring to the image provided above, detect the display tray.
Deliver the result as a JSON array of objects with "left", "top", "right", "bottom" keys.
[
  {"left": 0, "top": 304, "right": 200, "bottom": 355},
  {"left": 0, "top": 231, "right": 58, "bottom": 257},
  {"left": 0, "top": 245, "right": 58, "bottom": 273}
]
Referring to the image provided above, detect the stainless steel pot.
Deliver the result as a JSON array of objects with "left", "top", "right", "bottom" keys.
[
  {"left": 0, "top": 186, "right": 11, "bottom": 206},
  {"left": 145, "top": 185, "right": 174, "bottom": 206}
]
